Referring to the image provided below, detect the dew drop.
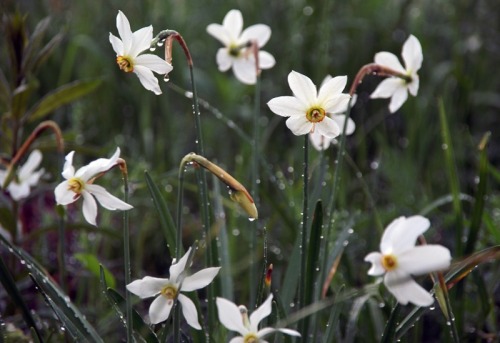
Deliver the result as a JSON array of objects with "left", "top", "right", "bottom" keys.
[{"left": 163, "top": 74, "right": 170, "bottom": 82}]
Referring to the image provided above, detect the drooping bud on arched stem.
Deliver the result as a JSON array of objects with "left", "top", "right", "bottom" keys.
[
  {"left": 349, "top": 63, "right": 412, "bottom": 96},
  {"left": 180, "top": 153, "right": 258, "bottom": 220}
]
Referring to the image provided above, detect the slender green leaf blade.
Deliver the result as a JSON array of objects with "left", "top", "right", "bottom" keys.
[
  {"left": 144, "top": 171, "right": 178, "bottom": 255},
  {"left": 26, "top": 79, "right": 101, "bottom": 122}
]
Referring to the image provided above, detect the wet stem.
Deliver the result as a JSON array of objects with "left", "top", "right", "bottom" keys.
[
  {"left": 299, "top": 135, "right": 309, "bottom": 311},
  {"left": 122, "top": 168, "right": 133, "bottom": 343}
]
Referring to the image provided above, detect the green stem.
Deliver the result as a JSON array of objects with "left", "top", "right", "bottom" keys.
[
  {"left": 320, "top": 99, "right": 354, "bottom": 294},
  {"left": 249, "top": 74, "right": 261, "bottom": 307},
  {"left": 299, "top": 135, "right": 309, "bottom": 310},
  {"left": 122, "top": 170, "right": 132, "bottom": 342},
  {"left": 188, "top": 57, "right": 215, "bottom": 337}
]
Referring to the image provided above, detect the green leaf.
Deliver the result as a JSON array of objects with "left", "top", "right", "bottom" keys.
[
  {"left": 144, "top": 171, "right": 178, "bottom": 255},
  {"left": 438, "top": 99, "right": 464, "bottom": 253},
  {"left": 99, "top": 266, "right": 159, "bottom": 343},
  {"left": 0, "top": 234, "right": 103, "bottom": 342},
  {"left": 464, "top": 132, "right": 490, "bottom": 255},
  {"left": 32, "top": 33, "right": 64, "bottom": 73},
  {"left": 26, "top": 79, "right": 101, "bottom": 122},
  {"left": 21, "top": 17, "right": 51, "bottom": 74},
  {"left": 0, "top": 257, "right": 43, "bottom": 342},
  {"left": 74, "top": 253, "right": 116, "bottom": 289},
  {"left": 381, "top": 305, "right": 401, "bottom": 343}
]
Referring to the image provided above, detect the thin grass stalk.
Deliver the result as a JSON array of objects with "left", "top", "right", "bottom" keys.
[
  {"left": 250, "top": 73, "right": 261, "bottom": 307},
  {"left": 437, "top": 273, "right": 460, "bottom": 343},
  {"left": 120, "top": 164, "right": 132, "bottom": 343},
  {"left": 298, "top": 135, "right": 309, "bottom": 311}
]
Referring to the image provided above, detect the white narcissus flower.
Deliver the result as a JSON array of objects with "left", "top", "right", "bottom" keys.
[
  {"left": 216, "top": 294, "right": 300, "bottom": 342},
  {"left": 370, "top": 34, "right": 423, "bottom": 113},
  {"left": 364, "top": 215, "right": 451, "bottom": 307},
  {"left": 206, "top": 9, "right": 275, "bottom": 85},
  {"left": 127, "top": 247, "right": 220, "bottom": 328},
  {"left": 54, "top": 148, "right": 133, "bottom": 226},
  {"left": 0, "top": 150, "right": 44, "bottom": 201},
  {"left": 267, "top": 71, "right": 351, "bottom": 138},
  {"left": 109, "top": 10, "right": 172, "bottom": 95},
  {"left": 309, "top": 76, "right": 357, "bottom": 151}
]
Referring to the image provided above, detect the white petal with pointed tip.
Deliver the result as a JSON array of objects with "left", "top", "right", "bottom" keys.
[
  {"left": 126, "top": 276, "right": 168, "bottom": 298},
  {"left": 149, "top": 295, "right": 173, "bottom": 324},
  {"left": 216, "top": 297, "right": 248, "bottom": 335},
  {"left": 178, "top": 294, "right": 201, "bottom": 329},
  {"left": 181, "top": 267, "right": 220, "bottom": 292}
]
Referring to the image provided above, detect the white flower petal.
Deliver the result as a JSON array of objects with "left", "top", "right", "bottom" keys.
[
  {"left": 276, "top": 328, "right": 301, "bottom": 337},
  {"left": 285, "top": 115, "right": 312, "bottom": 136},
  {"left": 61, "top": 151, "right": 75, "bottom": 179},
  {"left": 380, "top": 216, "right": 429, "bottom": 254},
  {"left": 116, "top": 11, "right": 132, "bottom": 53},
  {"left": 54, "top": 181, "right": 77, "bottom": 205},
  {"left": 249, "top": 295, "right": 273, "bottom": 332},
  {"left": 18, "top": 150, "right": 42, "bottom": 180},
  {"left": 178, "top": 293, "right": 201, "bottom": 330},
  {"left": 408, "top": 74, "right": 419, "bottom": 96},
  {"left": 402, "top": 35, "right": 423, "bottom": 73},
  {"left": 267, "top": 96, "right": 306, "bottom": 117},
  {"left": 398, "top": 245, "right": 451, "bottom": 275},
  {"left": 364, "top": 252, "right": 385, "bottom": 276},
  {"left": 374, "top": 52, "right": 405, "bottom": 73},
  {"left": 232, "top": 58, "right": 257, "bottom": 85},
  {"left": 181, "top": 267, "right": 220, "bottom": 292},
  {"left": 206, "top": 23, "right": 231, "bottom": 46},
  {"left": 149, "top": 295, "right": 173, "bottom": 324},
  {"left": 126, "top": 276, "right": 169, "bottom": 298},
  {"left": 240, "top": 24, "right": 271, "bottom": 47},
  {"left": 169, "top": 247, "right": 192, "bottom": 282},
  {"left": 257, "top": 327, "right": 276, "bottom": 339},
  {"left": 216, "top": 48, "right": 233, "bottom": 71},
  {"left": 81, "top": 191, "right": 98, "bottom": 226},
  {"left": 216, "top": 297, "right": 248, "bottom": 335},
  {"left": 323, "top": 94, "right": 350, "bottom": 114},
  {"left": 85, "top": 184, "right": 133, "bottom": 211},
  {"left": 8, "top": 182, "right": 31, "bottom": 201},
  {"left": 25, "top": 168, "right": 44, "bottom": 187},
  {"left": 317, "top": 75, "right": 347, "bottom": 105},
  {"left": 109, "top": 33, "right": 124, "bottom": 55},
  {"left": 130, "top": 25, "right": 153, "bottom": 57},
  {"left": 370, "top": 78, "right": 403, "bottom": 99},
  {"left": 309, "top": 130, "right": 332, "bottom": 151},
  {"left": 388, "top": 86, "right": 408, "bottom": 113},
  {"left": 229, "top": 338, "right": 245, "bottom": 343},
  {"left": 223, "top": 9, "right": 243, "bottom": 41},
  {"left": 76, "top": 148, "right": 120, "bottom": 181},
  {"left": 287, "top": 71, "right": 317, "bottom": 107},
  {"left": 316, "top": 117, "right": 340, "bottom": 139},
  {"left": 133, "top": 65, "right": 162, "bottom": 95},
  {"left": 384, "top": 270, "right": 434, "bottom": 307},
  {"left": 258, "top": 51, "right": 275, "bottom": 69},
  {"left": 135, "top": 54, "right": 173, "bottom": 74},
  {"left": 331, "top": 115, "right": 356, "bottom": 135}
]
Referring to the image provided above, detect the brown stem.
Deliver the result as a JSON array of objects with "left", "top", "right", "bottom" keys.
[
  {"left": 349, "top": 63, "right": 412, "bottom": 96},
  {"left": 3, "top": 120, "right": 64, "bottom": 188}
]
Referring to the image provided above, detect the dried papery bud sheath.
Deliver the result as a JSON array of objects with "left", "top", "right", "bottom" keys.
[
  {"left": 349, "top": 63, "right": 412, "bottom": 96},
  {"left": 265, "top": 263, "right": 273, "bottom": 288},
  {"left": 181, "top": 153, "right": 258, "bottom": 220}
]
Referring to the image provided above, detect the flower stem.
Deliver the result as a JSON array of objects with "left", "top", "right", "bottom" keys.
[
  {"left": 249, "top": 72, "right": 261, "bottom": 307},
  {"left": 167, "top": 31, "right": 215, "bottom": 338},
  {"left": 118, "top": 161, "right": 133, "bottom": 343},
  {"left": 299, "top": 135, "right": 309, "bottom": 310}
]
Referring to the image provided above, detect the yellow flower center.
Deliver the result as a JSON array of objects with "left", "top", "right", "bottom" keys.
[
  {"left": 306, "top": 107, "right": 326, "bottom": 123},
  {"left": 67, "top": 177, "right": 85, "bottom": 195},
  {"left": 243, "top": 333, "right": 259, "bottom": 343},
  {"left": 117, "top": 56, "right": 134, "bottom": 72},
  {"left": 381, "top": 254, "right": 398, "bottom": 271},
  {"left": 160, "top": 284, "right": 178, "bottom": 301},
  {"left": 229, "top": 44, "right": 241, "bottom": 57}
]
